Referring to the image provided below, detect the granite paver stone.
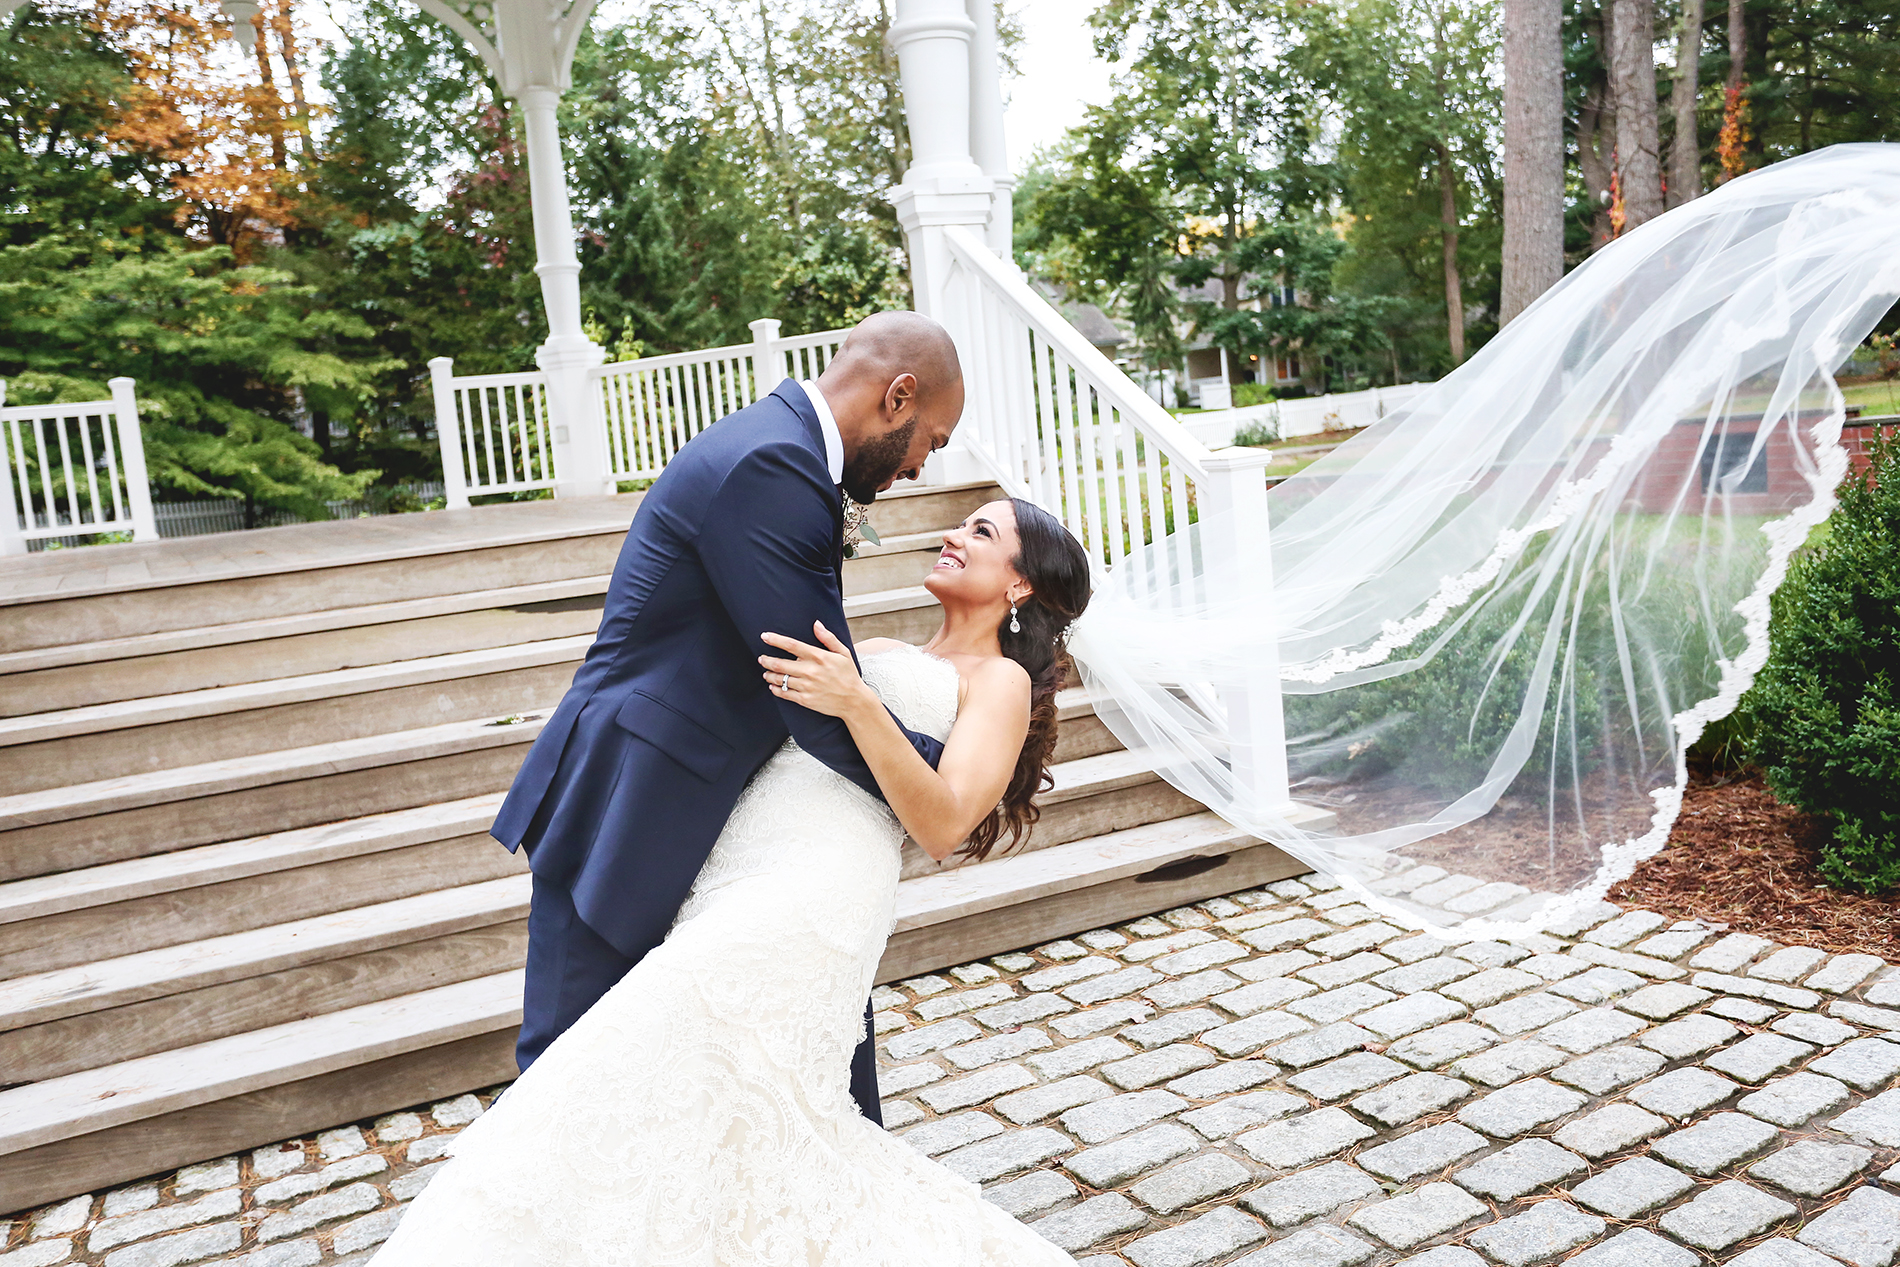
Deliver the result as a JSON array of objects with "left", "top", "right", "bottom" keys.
[
  {"left": 1063, "top": 1124, "right": 1201, "bottom": 1188},
  {"left": 1651, "top": 1110, "right": 1781, "bottom": 1174},
  {"left": 1550, "top": 1102, "right": 1669, "bottom": 1158},
  {"left": 1464, "top": 1200, "right": 1605, "bottom": 1267},
  {"left": 1657, "top": 1180, "right": 1798, "bottom": 1252},
  {"left": 1123, "top": 1206, "right": 1267, "bottom": 1267},
  {"left": 1628, "top": 1066, "right": 1740, "bottom": 1119},
  {"left": 1347, "top": 1182, "right": 1487, "bottom": 1250},
  {"left": 1569, "top": 1155, "right": 1697, "bottom": 1219},
  {"left": 1737, "top": 1071, "right": 1852, "bottom": 1127},
  {"left": 1355, "top": 1122, "right": 1489, "bottom": 1182},
  {"left": 1567, "top": 1228, "right": 1701, "bottom": 1267},
  {"left": 1129, "top": 1153, "right": 1253, "bottom": 1215},
  {"left": 1239, "top": 1161, "right": 1384, "bottom": 1228},
  {"left": 1794, "top": 1185, "right": 1900, "bottom": 1267},
  {"left": 1457, "top": 1078, "right": 1588, "bottom": 1137},
  {"left": 1236, "top": 1106, "right": 1376, "bottom": 1168},
  {"left": 1452, "top": 1138, "right": 1587, "bottom": 1200},
  {"left": 1747, "top": 1139, "right": 1872, "bottom": 1197}
]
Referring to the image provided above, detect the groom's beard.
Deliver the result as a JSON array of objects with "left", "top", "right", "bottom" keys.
[{"left": 841, "top": 418, "right": 917, "bottom": 503}]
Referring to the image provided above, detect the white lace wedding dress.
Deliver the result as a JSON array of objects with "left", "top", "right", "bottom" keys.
[{"left": 372, "top": 644, "right": 1077, "bottom": 1267}]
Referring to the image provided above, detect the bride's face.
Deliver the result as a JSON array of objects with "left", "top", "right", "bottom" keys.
[{"left": 925, "top": 500, "right": 1026, "bottom": 611}]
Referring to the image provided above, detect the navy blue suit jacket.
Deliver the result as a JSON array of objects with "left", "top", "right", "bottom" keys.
[{"left": 491, "top": 380, "right": 946, "bottom": 958}]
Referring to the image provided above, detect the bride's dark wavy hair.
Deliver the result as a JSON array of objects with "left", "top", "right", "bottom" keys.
[{"left": 962, "top": 499, "right": 1092, "bottom": 862}]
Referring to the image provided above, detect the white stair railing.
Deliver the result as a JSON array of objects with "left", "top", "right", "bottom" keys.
[
  {"left": 430, "top": 321, "right": 851, "bottom": 505},
  {"left": 0, "top": 377, "right": 158, "bottom": 555},
  {"left": 939, "top": 224, "right": 1293, "bottom": 810}
]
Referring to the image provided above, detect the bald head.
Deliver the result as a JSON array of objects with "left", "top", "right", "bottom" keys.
[
  {"left": 824, "top": 310, "right": 963, "bottom": 405},
  {"left": 815, "top": 311, "right": 965, "bottom": 502}
]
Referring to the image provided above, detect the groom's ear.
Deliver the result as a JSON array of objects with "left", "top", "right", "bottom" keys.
[{"left": 882, "top": 372, "right": 919, "bottom": 425}]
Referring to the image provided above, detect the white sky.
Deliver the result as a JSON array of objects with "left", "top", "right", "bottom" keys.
[{"left": 1002, "top": 0, "right": 1119, "bottom": 172}]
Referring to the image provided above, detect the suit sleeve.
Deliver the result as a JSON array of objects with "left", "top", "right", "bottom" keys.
[{"left": 696, "top": 442, "right": 945, "bottom": 799}]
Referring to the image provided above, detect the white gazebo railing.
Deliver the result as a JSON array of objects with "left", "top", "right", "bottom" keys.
[
  {"left": 0, "top": 378, "right": 158, "bottom": 555},
  {"left": 431, "top": 318, "right": 850, "bottom": 505},
  {"left": 427, "top": 362, "right": 559, "bottom": 508}
]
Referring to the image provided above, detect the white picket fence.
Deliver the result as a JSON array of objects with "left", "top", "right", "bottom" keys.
[
  {"left": 0, "top": 378, "right": 158, "bottom": 556},
  {"left": 1180, "top": 381, "right": 1433, "bottom": 449},
  {"left": 431, "top": 319, "right": 849, "bottom": 506}
]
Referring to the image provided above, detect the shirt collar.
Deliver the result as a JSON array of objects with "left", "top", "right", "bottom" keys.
[{"left": 799, "top": 379, "right": 844, "bottom": 485}]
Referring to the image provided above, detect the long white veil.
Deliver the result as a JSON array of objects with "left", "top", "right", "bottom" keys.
[{"left": 1068, "top": 143, "right": 1900, "bottom": 938}]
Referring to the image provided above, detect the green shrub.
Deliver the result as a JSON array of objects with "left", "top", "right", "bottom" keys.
[
  {"left": 1740, "top": 431, "right": 1900, "bottom": 893},
  {"left": 1286, "top": 573, "right": 1605, "bottom": 797},
  {"left": 1234, "top": 419, "right": 1280, "bottom": 447},
  {"left": 1232, "top": 382, "right": 1278, "bottom": 409}
]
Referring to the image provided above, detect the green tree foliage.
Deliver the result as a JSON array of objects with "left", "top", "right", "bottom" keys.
[
  {"left": 1740, "top": 434, "right": 1900, "bottom": 893},
  {"left": 1321, "top": 0, "right": 1503, "bottom": 373},
  {"left": 0, "top": 236, "right": 379, "bottom": 520},
  {"left": 0, "top": 3, "right": 162, "bottom": 242}
]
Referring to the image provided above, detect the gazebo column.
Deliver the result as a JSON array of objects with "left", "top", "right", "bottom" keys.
[
  {"left": 889, "top": 0, "right": 995, "bottom": 485},
  {"left": 966, "top": 0, "right": 1014, "bottom": 258},
  {"left": 515, "top": 83, "right": 611, "bottom": 498}
]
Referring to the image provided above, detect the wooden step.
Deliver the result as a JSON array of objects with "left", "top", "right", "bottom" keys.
[
  {"left": 880, "top": 808, "right": 1321, "bottom": 982},
  {"left": 0, "top": 802, "right": 1319, "bottom": 1215},
  {"left": 861, "top": 480, "right": 1002, "bottom": 537},
  {"left": 1, "top": 515, "right": 977, "bottom": 717},
  {"left": 0, "top": 580, "right": 607, "bottom": 717},
  {"left": 841, "top": 529, "right": 945, "bottom": 596},
  {"left": 0, "top": 499, "right": 641, "bottom": 656},
  {"left": 0, "top": 711, "right": 1125, "bottom": 977},
  {"left": 1, "top": 639, "right": 592, "bottom": 793},
  {"left": 0, "top": 876, "right": 529, "bottom": 1083},
  {"left": 0, "top": 972, "right": 524, "bottom": 1214}
]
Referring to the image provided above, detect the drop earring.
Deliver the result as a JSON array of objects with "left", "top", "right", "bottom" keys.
[{"left": 1009, "top": 602, "right": 1020, "bottom": 634}]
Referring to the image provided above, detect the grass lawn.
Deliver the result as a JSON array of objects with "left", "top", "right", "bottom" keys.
[{"left": 1842, "top": 378, "right": 1900, "bottom": 416}]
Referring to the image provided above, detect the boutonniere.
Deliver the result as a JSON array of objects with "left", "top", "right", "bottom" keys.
[{"left": 841, "top": 494, "right": 881, "bottom": 559}]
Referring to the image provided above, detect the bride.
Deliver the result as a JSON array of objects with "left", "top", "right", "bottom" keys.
[{"left": 372, "top": 495, "right": 1092, "bottom": 1266}]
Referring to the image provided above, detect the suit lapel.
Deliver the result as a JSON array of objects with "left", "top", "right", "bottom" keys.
[{"left": 770, "top": 379, "right": 848, "bottom": 589}]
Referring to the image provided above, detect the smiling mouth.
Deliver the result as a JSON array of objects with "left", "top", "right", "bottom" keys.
[{"left": 934, "top": 553, "right": 965, "bottom": 570}]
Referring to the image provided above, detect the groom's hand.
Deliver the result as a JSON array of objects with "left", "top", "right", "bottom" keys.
[{"left": 760, "top": 622, "right": 875, "bottom": 722}]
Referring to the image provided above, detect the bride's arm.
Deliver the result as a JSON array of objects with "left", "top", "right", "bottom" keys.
[{"left": 760, "top": 625, "right": 1029, "bottom": 860}]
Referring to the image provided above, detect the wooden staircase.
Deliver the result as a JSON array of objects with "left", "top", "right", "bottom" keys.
[{"left": 0, "top": 484, "right": 1316, "bottom": 1213}]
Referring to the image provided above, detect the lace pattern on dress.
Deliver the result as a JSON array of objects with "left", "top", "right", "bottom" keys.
[{"left": 372, "top": 644, "right": 1074, "bottom": 1267}]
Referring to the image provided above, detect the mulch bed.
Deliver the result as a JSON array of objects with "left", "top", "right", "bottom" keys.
[{"left": 1609, "top": 768, "right": 1900, "bottom": 960}]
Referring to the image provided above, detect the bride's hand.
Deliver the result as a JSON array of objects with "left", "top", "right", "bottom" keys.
[{"left": 759, "top": 622, "right": 875, "bottom": 720}]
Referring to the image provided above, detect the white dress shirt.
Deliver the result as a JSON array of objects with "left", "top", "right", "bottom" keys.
[{"left": 799, "top": 380, "right": 845, "bottom": 485}]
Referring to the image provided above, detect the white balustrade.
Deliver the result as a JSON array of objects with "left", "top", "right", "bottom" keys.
[
  {"left": 429, "top": 322, "right": 851, "bottom": 504},
  {"left": 0, "top": 377, "right": 158, "bottom": 555},
  {"left": 429, "top": 360, "right": 559, "bottom": 509}
]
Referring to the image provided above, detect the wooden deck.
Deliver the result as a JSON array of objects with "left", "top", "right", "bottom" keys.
[{"left": 0, "top": 495, "right": 643, "bottom": 607}]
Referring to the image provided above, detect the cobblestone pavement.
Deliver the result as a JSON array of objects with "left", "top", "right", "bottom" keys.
[{"left": 9, "top": 871, "right": 1900, "bottom": 1267}]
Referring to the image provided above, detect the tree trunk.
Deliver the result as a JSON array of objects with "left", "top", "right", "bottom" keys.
[
  {"left": 1611, "top": 0, "right": 1664, "bottom": 229},
  {"left": 1500, "top": 0, "right": 1564, "bottom": 324},
  {"left": 1438, "top": 143, "right": 1465, "bottom": 365},
  {"left": 1577, "top": 16, "right": 1617, "bottom": 250},
  {"left": 251, "top": 23, "right": 288, "bottom": 170},
  {"left": 274, "top": 0, "right": 311, "bottom": 164},
  {"left": 1667, "top": 0, "right": 1705, "bottom": 206},
  {"left": 1726, "top": 0, "right": 1745, "bottom": 95}
]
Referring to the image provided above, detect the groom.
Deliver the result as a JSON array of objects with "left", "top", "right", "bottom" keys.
[{"left": 492, "top": 311, "right": 965, "bottom": 1124}]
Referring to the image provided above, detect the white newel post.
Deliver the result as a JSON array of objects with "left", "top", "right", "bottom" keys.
[
  {"left": 1199, "top": 446, "right": 1293, "bottom": 812},
  {"left": 749, "top": 318, "right": 787, "bottom": 393},
  {"left": 107, "top": 377, "right": 158, "bottom": 542},
  {"left": 429, "top": 356, "right": 472, "bottom": 509},
  {"left": 889, "top": 0, "right": 995, "bottom": 486},
  {"left": 0, "top": 379, "right": 21, "bottom": 557}
]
